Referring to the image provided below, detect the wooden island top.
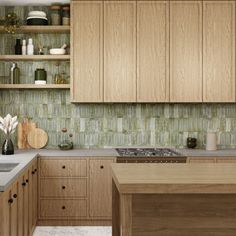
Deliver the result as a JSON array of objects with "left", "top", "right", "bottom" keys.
[
  {"left": 112, "top": 163, "right": 236, "bottom": 235},
  {"left": 111, "top": 163, "right": 236, "bottom": 194}
]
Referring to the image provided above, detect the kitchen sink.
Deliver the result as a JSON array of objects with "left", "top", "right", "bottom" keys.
[{"left": 0, "top": 163, "right": 19, "bottom": 172}]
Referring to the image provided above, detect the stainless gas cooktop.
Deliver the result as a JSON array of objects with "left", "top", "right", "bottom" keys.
[{"left": 116, "top": 148, "right": 186, "bottom": 163}]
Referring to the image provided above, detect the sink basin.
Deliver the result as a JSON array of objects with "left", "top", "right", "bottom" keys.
[{"left": 0, "top": 163, "right": 19, "bottom": 172}]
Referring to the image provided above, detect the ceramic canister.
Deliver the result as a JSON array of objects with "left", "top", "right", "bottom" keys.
[{"left": 205, "top": 132, "right": 217, "bottom": 151}]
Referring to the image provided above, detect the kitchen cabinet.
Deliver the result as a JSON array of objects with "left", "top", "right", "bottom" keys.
[
  {"left": 89, "top": 158, "right": 115, "bottom": 218},
  {"left": 203, "top": 1, "right": 235, "bottom": 102},
  {"left": 38, "top": 157, "right": 115, "bottom": 225},
  {"left": 137, "top": 1, "right": 169, "bottom": 102},
  {"left": 216, "top": 158, "right": 236, "bottom": 163},
  {"left": 170, "top": 1, "right": 202, "bottom": 102},
  {"left": 0, "top": 159, "right": 37, "bottom": 236},
  {"left": 71, "top": 1, "right": 103, "bottom": 102},
  {"left": 39, "top": 157, "right": 88, "bottom": 222},
  {"left": 104, "top": 1, "right": 136, "bottom": 102}
]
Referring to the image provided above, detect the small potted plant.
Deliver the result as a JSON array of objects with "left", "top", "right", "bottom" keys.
[
  {"left": 0, "top": 114, "right": 18, "bottom": 155},
  {"left": 58, "top": 128, "right": 73, "bottom": 150}
]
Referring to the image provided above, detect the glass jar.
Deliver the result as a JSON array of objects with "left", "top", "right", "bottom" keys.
[
  {"left": 50, "top": 5, "right": 61, "bottom": 25},
  {"left": 62, "top": 5, "right": 70, "bottom": 25}
]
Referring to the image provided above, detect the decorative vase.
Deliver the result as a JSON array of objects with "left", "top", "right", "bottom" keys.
[{"left": 2, "top": 136, "right": 14, "bottom": 155}]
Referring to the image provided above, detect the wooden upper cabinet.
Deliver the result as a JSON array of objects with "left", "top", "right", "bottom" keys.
[
  {"left": 137, "top": 1, "right": 169, "bottom": 102},
  {"left": 104, "top": 1, "right": 136, "bottom": 102},
  {"left": 170, "top": 1, "right": 203, "bottom": 102},
  {"left": 71, "top": 1, "right": 103, "bottom": 102},
  {"left": 203, "top": 1, "right": 235, "bottom": 102}
]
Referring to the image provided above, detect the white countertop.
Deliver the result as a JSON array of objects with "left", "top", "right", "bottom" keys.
[{"left": 1, "top": 147, "right": 236, "bottom": 192}]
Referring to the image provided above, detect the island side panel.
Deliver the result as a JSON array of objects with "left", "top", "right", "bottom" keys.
[
  {"left": 120, "top": 194, "right": 132, "bottom": 236},
  {"left": 112, "top": 180, "right": 120, "bottom": 236},
  {"left": 132, "top": 194, "right": 236, "bottom": 236}
]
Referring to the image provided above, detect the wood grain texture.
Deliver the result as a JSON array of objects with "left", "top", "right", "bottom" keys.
[
  {"left": 104, "top": 1, "right": 136, "bottom": 102},
  {"left": 112, "top": 163, "right": 236, "bottom": 194},
  {"left": 120, "top": 194, "right": 132, "bottom": 236},
  {"left": 89, "top": 159, "right": 115, "bottom": 218},
  {"left": 170, "top": 1, "right": 202, "bottom": 102},
  {"left": 187, "top": 157, "right": 216, "bottom": 163},
  {"left": 132, "top": 194, "right": 236, "bottom": 236},
  {"left": 40, "top": 178, "right": 87, "bottom": 198},
  {"left": 10, "top": 182, "right": 18, "bottom": 236},
  {"left": 27, "top": 128, "right": 48, "bottom": 149},
  {"left": 40, "top": 199, "right": 87, "bottom": 218},
  {"left": 112, "top": 180, "right": 120, "bottom": 236},
  {"left": 216, "top": 158, "right": 236, "bottom": 163},
  {"left": 137, "top": 1, "right": 169, "bottom": 102},
  {"left": 23, "top": 171, "right": 29, "bottom": 236},
  {"left": 203, "top": 1, "right": 235, "bottom": 102},
  {"left": 40, "top": 159, "right": 87, "bottom": 177},
  {"left": 71, "top": 1, "right": 103, "bottom": 102}
]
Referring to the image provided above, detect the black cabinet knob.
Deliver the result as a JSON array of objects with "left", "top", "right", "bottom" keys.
[
  {"left": 13, "top": 194, "right": 17, "bottom": 198},
  {"left": 22, "top": 182, "right": 26, "bottom": 186},
  {"left": 62, "top": 165, "right": 66, "bottom": 169},
  {"left": 26, "top": 179, "right": 29, "bottom": 183},
  {"left": 62, "top": 186, "right": 66, "bottom": 190},
  {"left": 62, "top": 206, "right": 66, "bottom": 210},
  {"left": 8, "top": 198, "right": 13, "bottom": 204},
  {"left": 100, "top": 165, "right": 104, "bottom": 169},
  {"left": 32, "top": 171, "right": 35, "bottom": 175},
  {"left": 34, "top": 168, "right": 37, "bottom": 172}
]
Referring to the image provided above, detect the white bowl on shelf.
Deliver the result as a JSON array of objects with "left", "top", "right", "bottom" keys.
[
  {"left": 35, "top": 80, "right": 46, "bottom": 85},
  {"left": 28, "top": 11, "right": 47, "bottom": 18},
  {"left": 49, "top": 48, "right": 66, "bottom": 55}
]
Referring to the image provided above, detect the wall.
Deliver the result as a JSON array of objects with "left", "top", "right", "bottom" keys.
[{"left": 0, "top": 90, "right": 236, "bottom": 149}]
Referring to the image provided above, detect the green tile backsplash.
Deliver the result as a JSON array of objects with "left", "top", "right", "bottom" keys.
[{"left": 0, "top": 90, "right": 236, "bottom": 149}]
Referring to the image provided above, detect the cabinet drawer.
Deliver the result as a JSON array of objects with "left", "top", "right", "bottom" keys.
[
  {"left": 40, "top": 178, "right": 87, "bottom": 198},
  {"left": 40, "top": 159, "right": 87, "bottom": 177},
  {"left": 40, "top": 199, "right": 87, "bottom": 218}
]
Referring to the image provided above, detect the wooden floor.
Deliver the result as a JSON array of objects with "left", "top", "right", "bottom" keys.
[{"left": 33, "top": 226, "right": 112, "bottom": 236}]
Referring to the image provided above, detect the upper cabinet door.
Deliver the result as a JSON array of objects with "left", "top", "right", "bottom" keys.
[
  {"left": 104, "top": 1, "right": 136, "bottom": 102},
  {"left": 170, "top": 1, "right": 203, "bottom": 102},
  {"left": 203, "top": 1, "right": 235, "bottom": 102},
  {"left": 71, "top": 1, "right": 103, "bottom": 103},
  {"left": 137, "top": 1, "right": 169, "bottom": 102}
]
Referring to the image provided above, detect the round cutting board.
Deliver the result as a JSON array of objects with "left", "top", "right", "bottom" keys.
[{"left": 27, "top": 128, "right": 48, "bottom": 149}]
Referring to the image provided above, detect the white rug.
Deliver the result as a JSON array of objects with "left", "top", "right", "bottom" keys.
[{"left": 33, "top": 226, "right": 112, "bottom": 236}]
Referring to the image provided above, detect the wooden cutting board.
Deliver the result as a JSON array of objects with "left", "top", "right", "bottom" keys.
[
  {"left": 17, "top": 118, "right": 36, "bottom": 149},
  {"left": 27, "top": 128, "right": 48, "bottom": 149}
]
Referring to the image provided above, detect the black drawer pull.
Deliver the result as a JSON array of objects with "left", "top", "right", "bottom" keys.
[
  {"left": 8, "top": 198, "right": 13, "bottom": 204},
  {"left": 22, "top": 182, "right": 26, "bottom": 186},
  {"left": 62, "top": 165, "right": 66, "bottom": 169},
  {"left": 100, "top": 165, "right": 104, "bottom": 169},
  {"left": 32, "top": 171, "right": 35, "bottom": 175},
  {"left": 13, "top": 194, "right": 17, "bottom": 199},
  {"left": 62, "top": 206, "right": 66, "bottom": 210},
  {"left": 62, "top": 186, "right": 66, "bottom": 190},
  {"left": 26, "top": 179, "right": 29, "bottom": 183},
  {"left": 34, "top": 168, "right": 37, "bottom": 172}
]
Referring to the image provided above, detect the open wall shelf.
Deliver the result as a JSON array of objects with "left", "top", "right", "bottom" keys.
[{"left": 0, "top": 84, "right": 70, "bottom": 89}]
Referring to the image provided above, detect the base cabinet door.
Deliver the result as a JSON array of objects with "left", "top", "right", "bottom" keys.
[{"left": 89, "top": 158, "right": 115, "bottom": 218}]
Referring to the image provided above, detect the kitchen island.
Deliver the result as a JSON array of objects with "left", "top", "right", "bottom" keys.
[{"left": 112, "top": 163, "right": 236, "bottom": 236}]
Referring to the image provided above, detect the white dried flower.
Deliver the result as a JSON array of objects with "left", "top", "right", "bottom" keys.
[{"left": 0, "top": 114, "right": 18, "bottom": 135}]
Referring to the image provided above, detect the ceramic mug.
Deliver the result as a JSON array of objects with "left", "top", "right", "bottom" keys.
[{"left": 205, "top": 132, "right": 217, "bottom": 151}]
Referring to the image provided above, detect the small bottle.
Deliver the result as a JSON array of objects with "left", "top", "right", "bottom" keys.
[
  {"left": 22, "top": 39, "right": 26, "bottom": 55},
  {"left": 15, "top": 39, "right": 22, "bottom": 55},
  {"left": 27, "top": 38, "right": 34, "bottom": 55},
  {"left": 10, "top": 63, "right": 20, "bottom": 84}
]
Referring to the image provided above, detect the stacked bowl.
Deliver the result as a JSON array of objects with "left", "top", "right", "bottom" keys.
[{"left": 27, "top": 11, "right": 48, "bottom": 25}]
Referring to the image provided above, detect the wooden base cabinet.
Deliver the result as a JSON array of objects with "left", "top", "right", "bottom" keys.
[
  {"left": 38, "top": 157, "right": 115, "bottom": 225},
  {"left": 0, "top": 158, "right": 38, "bottom": 236},
  {"left": 89, "top": 158, "right": 115, "bottom": 218}
]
